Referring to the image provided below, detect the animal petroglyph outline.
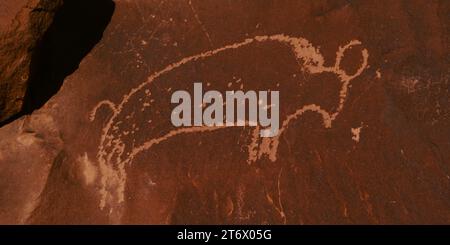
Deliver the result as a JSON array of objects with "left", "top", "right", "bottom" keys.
[{"left": 90, "top": 34, "right": 369, "bottom": 221}]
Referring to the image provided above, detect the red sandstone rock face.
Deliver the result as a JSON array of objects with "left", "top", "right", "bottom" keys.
[
  {"left": 0, "top": 0, "right": 28, "bottom": 32},
  {"left": 0, "top": 0, "right": 449, "bottom": 224},
  {"left": 0, "top": 0, "right": 63, "bottom": 123}
]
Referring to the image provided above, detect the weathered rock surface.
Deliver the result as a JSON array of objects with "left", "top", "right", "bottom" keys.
[
  {"left": 0, "top": 0, "right": 28, "bottom": 32},
  {"left": 0, "top": 0, "right": 449, "bottom": 224},
  {"left": 0, "top": 0, "right": 63, "bottom": 123},
  {"left": 0, "top": 112, "right": 63, "bottom": 224}
]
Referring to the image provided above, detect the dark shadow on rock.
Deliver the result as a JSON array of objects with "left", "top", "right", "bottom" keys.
[{"left": 22, "top": 0, "right": 115, "bottom": 115}]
